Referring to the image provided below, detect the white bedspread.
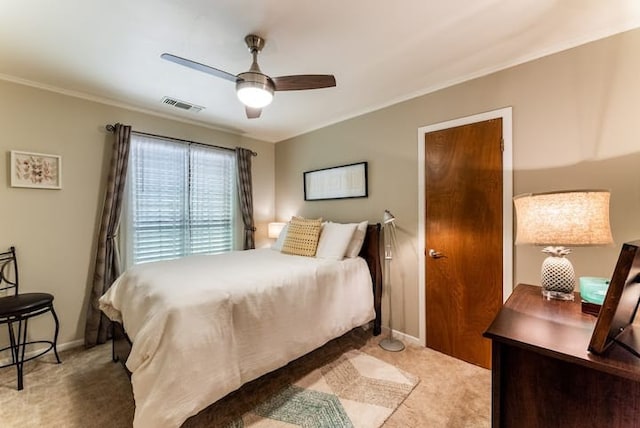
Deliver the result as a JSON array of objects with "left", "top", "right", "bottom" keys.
[{"left": 99, "top": 249, "right": 375, "bottom": 428}]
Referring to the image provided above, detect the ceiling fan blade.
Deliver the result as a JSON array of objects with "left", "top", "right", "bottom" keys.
[
  {"left": 161, "top": 53, "right": 237, "bottom": 83},
  {"left": 272, "top": 75, "right": 336, "bottom": 91},
  {"left": 246, "top": 106, "right": 262, "bottom": 119}
]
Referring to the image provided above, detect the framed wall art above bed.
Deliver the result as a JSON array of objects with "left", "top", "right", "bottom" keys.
[{"left": 303, "top": 161, "right": 368, "bottom": 201}]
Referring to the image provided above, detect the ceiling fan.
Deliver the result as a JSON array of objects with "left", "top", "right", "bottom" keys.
[{"left": 161, "top": 34, "right": 336, "bottom": 119}]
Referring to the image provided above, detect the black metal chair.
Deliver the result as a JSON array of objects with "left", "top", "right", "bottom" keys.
[{"left": 0, "top": 246, "right": 60, "bottom": 390}]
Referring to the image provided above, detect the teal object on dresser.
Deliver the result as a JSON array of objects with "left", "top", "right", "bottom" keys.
[{"left": 579, "top": 277, "right": 610, "bottom": 304}]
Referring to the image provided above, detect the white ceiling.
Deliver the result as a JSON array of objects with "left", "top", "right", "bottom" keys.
[{"left": 2, "top": 1, "right": 640, "bottom": 142}]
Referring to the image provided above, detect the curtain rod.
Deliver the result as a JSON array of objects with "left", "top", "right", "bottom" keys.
[{"left": 105, "top": 124, "right": 257, "bottom": 156}]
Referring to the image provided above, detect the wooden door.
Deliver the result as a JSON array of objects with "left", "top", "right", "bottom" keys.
[{"left": 425, "top": 118, "right": 503, "bottom": 369}]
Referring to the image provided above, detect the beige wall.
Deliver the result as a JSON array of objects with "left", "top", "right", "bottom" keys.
[
  {"left": 275, "top": 29, "right": 640, "bottom": 339},
  {"left": 0, "top": 80, "right": 274, "bottom": 348}
]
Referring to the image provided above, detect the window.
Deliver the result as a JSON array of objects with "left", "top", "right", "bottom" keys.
[{"left": 123, "top": 134, "right": 236, "bottom": 265}]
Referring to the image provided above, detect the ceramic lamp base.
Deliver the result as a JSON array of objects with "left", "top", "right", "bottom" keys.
[{"left": 541, "top": 254, "right": 576, "bottom": 301}]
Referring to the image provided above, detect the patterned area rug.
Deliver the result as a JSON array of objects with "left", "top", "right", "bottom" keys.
[{"left": 225, "top": 350, "right": 418, "bottom": 428}]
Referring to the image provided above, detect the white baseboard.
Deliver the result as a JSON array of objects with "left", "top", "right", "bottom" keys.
[
  {"left": 380, "top": 327, "right": 421, "bottom": 346},
  {"left": 58, "top": 338, "right": 85, "bottom": 352},
  {"left": 0, "top": 338, "right": 86, "bottom": 366}
]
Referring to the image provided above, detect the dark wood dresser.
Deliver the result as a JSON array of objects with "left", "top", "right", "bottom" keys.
[{"left": 484, "top": 283, "right": 640, "bottom": 427}]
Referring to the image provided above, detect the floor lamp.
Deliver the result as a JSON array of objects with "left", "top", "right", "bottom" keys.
[{"left": 379, "top": 209, "right": 405, "bottom": 352}]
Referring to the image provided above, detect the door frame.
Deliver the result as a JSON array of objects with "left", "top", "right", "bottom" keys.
[{"left": 417, "top": 107, "right": 513, "bottom": 347}]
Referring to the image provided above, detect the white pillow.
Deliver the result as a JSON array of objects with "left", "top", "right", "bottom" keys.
[
  {"left": 271, "top": 224, "right": 289, "bottom": 251},
  {"left": 345, "top": 221, "right": 368, "bottom": 258},
  {"left": 315, "top": 222, "right": 358, "bottom": 260}
]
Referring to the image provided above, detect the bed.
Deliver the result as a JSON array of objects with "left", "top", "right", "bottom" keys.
[{"left": 99, "top": 223, "right": 382, "bottom": 428}]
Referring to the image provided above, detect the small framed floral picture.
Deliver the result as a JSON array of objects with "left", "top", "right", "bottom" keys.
[{"left": 10, "top": 150, "right": 62, "bottom": 189}]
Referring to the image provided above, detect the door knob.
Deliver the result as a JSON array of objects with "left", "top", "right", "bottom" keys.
[{"left": 429, "top": 249, "right": 444, "bottom": 259}]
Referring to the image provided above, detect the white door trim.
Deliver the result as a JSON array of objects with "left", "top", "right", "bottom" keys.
[{"left": 417, "top": 107, "right": 513, "bottom": 347}]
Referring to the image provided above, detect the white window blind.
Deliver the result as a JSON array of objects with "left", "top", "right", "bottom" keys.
[{"left": 125, "top": 134, "right": 235, "bottom": 265}]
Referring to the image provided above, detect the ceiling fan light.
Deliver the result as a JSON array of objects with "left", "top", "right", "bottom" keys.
[
  {"left": 236, "top": 72, "right": 274, "bottom": 108},
  {"left": 237, "top": 85, "right": 273, "bottom": 108}
]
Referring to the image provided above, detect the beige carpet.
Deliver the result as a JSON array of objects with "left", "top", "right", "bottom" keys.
[{"left": 0, "top": 329, "right": 490, "bottom": 427}]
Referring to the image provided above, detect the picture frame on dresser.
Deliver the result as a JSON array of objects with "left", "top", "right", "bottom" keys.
[{"left": 588, "top": 240, "right": 640, "bottom": 356}]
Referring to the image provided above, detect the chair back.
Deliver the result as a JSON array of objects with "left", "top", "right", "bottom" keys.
[{"left": 0, "top": 247, "right": 18, "bottom": 295}]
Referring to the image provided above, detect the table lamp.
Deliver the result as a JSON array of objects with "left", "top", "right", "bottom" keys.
[
  {"left": 513, "top": 190, "right": 613, "bottom": 301},
  {"left": 268, "top": 222, "right": 286, "bottom": 239}
]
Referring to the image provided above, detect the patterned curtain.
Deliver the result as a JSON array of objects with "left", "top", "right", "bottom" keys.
[
  {"left": 236, "top": 147, "right": 255, "bottom": 250},
  {"left": 84, "top": 124, "right": 131, "bottom": 347}
]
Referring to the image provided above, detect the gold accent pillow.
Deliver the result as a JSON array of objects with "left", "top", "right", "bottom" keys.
[{"left": 281, "top": 216, "right": 322, "bottom": 257}]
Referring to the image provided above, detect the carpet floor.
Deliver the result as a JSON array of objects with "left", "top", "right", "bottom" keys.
[{"left": 0, "top": 329, "right": 490, "bottom": 427}]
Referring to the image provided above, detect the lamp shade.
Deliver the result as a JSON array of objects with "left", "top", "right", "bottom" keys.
[
  {"left": 514, "top": 190, "right": 613, "bottom": 246},
  {"left": 383, "top": 209, "right": 396, "bottom": 225},
  {"left": 267, "top": 222, "right": 286, "bottom": 239}
]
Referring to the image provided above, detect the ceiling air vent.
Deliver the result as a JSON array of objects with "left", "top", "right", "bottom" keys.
[{"left": 161, "top": 96, "right": 204, "bottom": 113}]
